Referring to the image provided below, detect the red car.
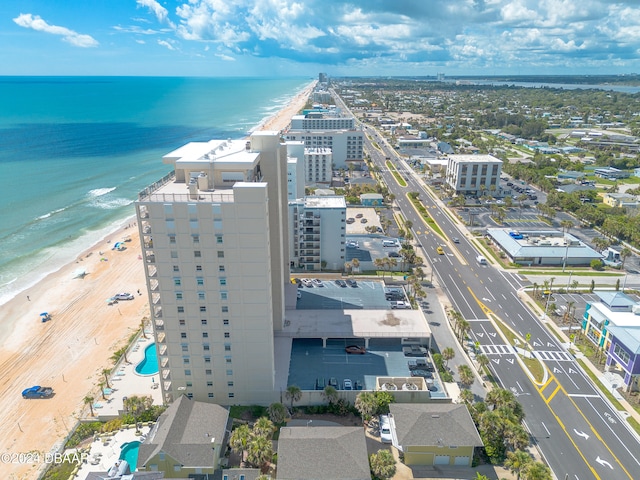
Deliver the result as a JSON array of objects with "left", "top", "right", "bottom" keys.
[{"left": 345, "top": 345, "right": 366, "bottom": 354}]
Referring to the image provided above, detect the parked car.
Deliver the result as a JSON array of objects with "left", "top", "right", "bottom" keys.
[
  {"left": 315, "top": 377, "right": 325, "bottom": 390},
  {"left": 408, "top": 358, "right": 434, "bottom": 371},
  {"left": 356, "top": 213, "right": 363, "bottom": 218},
  {"left": 452, "top": 237, "right": 460, "bottom": 243},
  {"left": 388, "top": 251, "right": 401, "bottom": 258},
  {"left": 346, "top": 217, "right": 355, "bottom": 224},
  {"left": 403, "top": 345, "right": 428, "bottom": 357},
  {"left": 379, "top": 415, "right": 392, "bottom": 444},
  {"left": 343, "top": 379, "right": 353, "bottom": 390},
  {"left": 346, "top": 279, "right": 358, "bottom": 287},
  {"left": 22, "top": 386, "right": 54, "bottom": 399},
  {"left": 410, "top": 369, "right": 433, "bottom": 379},
  {"left": 335, "top": 279, "right": 347, "bottom": 287},
  {"left": 301, "top": 278, "right": 313, "bottom": 287},
  {"left": 114, "top": 292, "right": 134, "bottom": 300},
  {"left": 292, "top": 278, "right": 301, "bottom": 285},
  {"left": 328, "top": 377, "right": 338, "bottom": 388},
  {"left": 345, "top": 345, "right": 366, "bottom": 354},
  {"left": 312, "top": 279, "right": 324, "bottom": 287},
  {"left": 360, "top": 218, "right": 368, "bottom": 223}
]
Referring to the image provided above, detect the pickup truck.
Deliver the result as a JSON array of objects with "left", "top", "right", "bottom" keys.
[
  {"left": 22, "top": 386, "right": 54, "bottom": 399},
  {"left": 403, "top": 345, "right": 428, "bottom": 357},
  {"left": 407, "top": 358, "right": 434, "bottom": 371}
]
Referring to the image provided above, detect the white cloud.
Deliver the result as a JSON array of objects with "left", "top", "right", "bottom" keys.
[
  {"left": 215, "top": 53, "right": 235, "bottom": 61},
  {"left": 157, "top": 39, "right": 176, "bottom": 50},
  {"left": 13, "top": 13, "right": 98, "bottom": 47},
  {"left": 137, "top": 0, "right": 176, "bottom": 29}
]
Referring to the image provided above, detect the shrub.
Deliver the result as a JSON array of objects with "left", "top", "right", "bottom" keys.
[
  {"left": 66, "top": 422, "right": 103, "bottom": 448},
  {"left": 591, "top": 259, "right": 604, "bottom": 271}
]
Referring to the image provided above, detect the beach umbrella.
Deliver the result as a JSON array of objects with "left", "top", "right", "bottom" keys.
[{"left": 40, "top": 312, "right": 48, "bottom": 317}]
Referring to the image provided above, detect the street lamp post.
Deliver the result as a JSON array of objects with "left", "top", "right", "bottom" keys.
[
  {"left": 543, "top": 278, "right": 555, "bottom": 321},
  {"left": 566, "top": 271, "right": 573, "bottom": 292}
]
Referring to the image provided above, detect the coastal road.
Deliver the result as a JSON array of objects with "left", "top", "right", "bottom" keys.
[{"left": 351, "top": 118, "right": 640, "bottom": 480}]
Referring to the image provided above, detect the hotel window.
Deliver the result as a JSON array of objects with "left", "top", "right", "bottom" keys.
[
  {"left": 196, "top": 265, "right": 202, "bottom": 271},
  {"left": 174, "top": 278, "right": 181, "bottom": 286},
  {"left": 183, "top": 357, "right": 190, "bottom": 364},
  {"left": 184, "top": 370, "right": 191, "bottom": 376},
  {"left": 190, "top": 220, "right": 198, "bottom": 230},
  {"left": 203, "top": 344, "right": 210, "bottom": 351},
  {"left": 204, "top": 356, "right": 211, "bottom": 363},
  {"left": 225, "top": 358, "right": 232, "bottom": 364},
  {"left": 173, "top": 265, "right": 179, "bottom": 272},
  {"left": 217, "top": 251, "right": 224, "bottom": 258},
  {"left": 186, "top": 382, "right": 193, "bottom": 388},
  {"left": 224, "top": 344, "right": 231, "bottom": 351},
  {"left": 212, "top": 204, "right": 222, "bottom": 215},
  {"left": 201, "top": 319, "right": 207, "bottom": 325},
  {"left": 219, "top": 265, "right": 225, "bottom": 272},
  {"left": 205, "top": 369, "right": 212, "bottom": 375},
  {"left": 213, "top": 219, "right": 223, "bottom": 230},
  {"left": 614, "top": 344, "right": 630, "bottom": 364},
  {"left": 177, "top": 306, "right": 184, "bottom": 313},
  {"left": 179, "top": 319, "right": 186, "bottom": 326},
  {"left": 219, "top": 278, "right": 227, "bottom": 286},
  {"left": 216, "top": 235, "right": 223, "bottom": 244},
  {"left": 202, "top": 332, "right": 208, "bottom": 338},
  {"left": 188, "top": 203, "right": 197, "bottom": 215},
  {"left": 181, "top": 344, "right": 188, "bottom": 352},
  {"left": 224, "top": 332, "right": 230, "bottom": 338},
  {"left": 228, "top": 393, "right": 234, "bottom": 398},
  {"left": 200, "top": 306, "right": 206, "bottom": 312},
  {"left": 208, "top": 393, "right": 214, "bottom": 398},
  {"left": 226, "top": 370, "right": 233, "bottom": 376},
  {"left": 221, "top": 292, "right": 228, "bottom": 301},
  {"left": 192, "top": 235, "right": 199, "bottom": 244},
  {"left": 198, "top": 292, "right": 205, "bottom": 300},
  {"left": 166, "top": 220, "right": 175, "bottom": 231},
  {"left": 197, "top": 277, "right": 204, "bottom": 286},
  {"left": 176, "top": 292, "right": 183, "bottom": 300},
  {"left": 227, "top": 381, "right": 234, "bottom": 387},
  {"left": 169, "top": 235, "right": 176, "bottom": 244},
  {"left": 194, "top": 250, "right": 201, "bottom": 258},
  {"left": 180, "top": 333, "right": 187, "bottom": 339},
  {"left": 222, "top": 306, "right": 229, "bottom": 313},
  {"left": 207, "top": 381, "right": 213, "bottom": 387},
  {"left": 171, "top": 251, "right": 178, "bottom": 259},
  {"left": 223, "top": 319, "right": 229, "bottom": 325}
]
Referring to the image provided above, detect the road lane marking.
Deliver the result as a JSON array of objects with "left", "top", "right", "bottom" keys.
[{"left": 546, "top": 384, "right": 562, "bottom": 404}]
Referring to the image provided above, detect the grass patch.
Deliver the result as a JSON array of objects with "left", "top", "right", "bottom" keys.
[
  {"left": 406, "top": 194, "right": 445, "bottom": 238},
  {"left": 385, "top": 160, "right": 407, "bottom": 187},
  {"left": 518, "top": 270, "right": 622, "bottom": 277},
  {"left": 521, "top": 355, "right": 545, "bottom": 383},
  {"left": 494, "top": 318, "right": 518, "bottom": 346},
  {"left": 42, "top": 460, "right": 76, "bottom": 480}
]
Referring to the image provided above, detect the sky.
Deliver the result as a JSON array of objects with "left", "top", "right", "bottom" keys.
[{"left": 3, "top": 0, "right": 640, "bottom": 77}]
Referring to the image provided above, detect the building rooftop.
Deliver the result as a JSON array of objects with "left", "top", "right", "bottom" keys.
[
  {"left": 447, "top": 154, "right": 502, "bottom": 163},
  {"left": 304, "top": 195, "right": 347, "bottom": 209},
  {"left": 277, "top": 427, "right": 370, "bottom": 480},
  {"left": 389, "top": 403, "right": 483, "bottom": 448},
  {"left": 487, "top": 229, "right": 602, "bottom": 260}
]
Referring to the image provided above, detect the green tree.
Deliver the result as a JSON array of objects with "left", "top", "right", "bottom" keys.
[
  {"left": 84, "top": 395, "right": 95, "bottom": 417},
  {"left": 522, "top": 461, "right": 552, "bottom": 480},
  {"left": 102, "top": 368, "right": 111, "bottom": 389},
  {"left": 355, "top": 392, "right": 378, "bottom": 423},
  {"left": 369, "top": 449, "right": 396, "bottom": 480},
  {"left": 373, "top": 390, "right": 395, "bottom": 414},
  {"left": 285, "top": 385, "right": 302, "bottom": 411},
  {"left": 322, "top": 385, "right": 339, "bottom": 404},
  {"left": 458, "top": 364, "right": 475, "bottom": 389},
  {"left": 504, "top": 450, "right": 533, "bottom": 480},
  {"left": 253, "top": 417, "right": 275, "bottom": 439},
  {"left": 620, "top": 246, "right": 632, "bottom": 268},
  {"left": 229, "top": 424, "right": 251, "bottom": 462},
  {"left": 124, "top": 395, "right": 154, "bottom": 419},
  {"left": 247, "top": 434, "right": 273, "bottom": 471},
  {"left": 476, "top": 354, "right": 490, "bottom": 373},
  {"left": 459, "top": 388, "right": 474, "bottom": 405},
  {"left": 442, "top": 347, "right": 455, "bottom": 367},
  {"left": 267, "top": 402, "right": 287, "bottom": 424}
]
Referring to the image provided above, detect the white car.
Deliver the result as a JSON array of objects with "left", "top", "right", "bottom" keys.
[
  {"left": 390, "top": 301, "right": 411, "bottom": 309},
  {"left": 312, "top": 279, "right": 324, "bottom": 287},
  {"left": 301, "top": 278, "right": 313, "bottom": 287},
  {"left": 379, "top": 415, "right": 392, "bottom": 444},
  {"left": 114, "top": 293, "right": 134, "bottom": 300},
  {"left": 343, "top": 379, "right": 353, "bottom": 390}
]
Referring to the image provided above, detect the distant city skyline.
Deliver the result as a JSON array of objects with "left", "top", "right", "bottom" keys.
[{"left": 3, "top": 0, "right": 640, "bottom": 77}]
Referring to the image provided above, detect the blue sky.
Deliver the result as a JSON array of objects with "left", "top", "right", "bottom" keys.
[{"left": 3, "top": 0, "right": 640, "bottom": 77}]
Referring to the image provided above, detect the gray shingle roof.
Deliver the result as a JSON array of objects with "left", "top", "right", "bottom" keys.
[
  {"left": 389, "top": 403, "right": 483, "bottom": 448},
  {"left": 137, "top": 395, "right": 229, "bottom": 469},
  {"left": 276, "top": 426, "right": 370, "bottom": 480}
]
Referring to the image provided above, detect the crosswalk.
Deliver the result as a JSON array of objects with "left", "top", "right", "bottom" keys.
[
  {"left": 534, "top": 350, "right": 574, "bottom": 362},
  {"left": 480, "top": 344, "right": 514, "bottom": 355}
]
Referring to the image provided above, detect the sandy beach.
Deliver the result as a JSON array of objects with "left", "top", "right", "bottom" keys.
[{"left": 0, "top": 82, "right": 314, "bottom": 479}]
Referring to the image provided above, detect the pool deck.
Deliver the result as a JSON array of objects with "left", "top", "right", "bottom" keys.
[
  {"left": 88, "top": 332, "right": 163, "bottom": 420},
  {"left": 72, "top": 423, "right": 154, "bottom": 479}
]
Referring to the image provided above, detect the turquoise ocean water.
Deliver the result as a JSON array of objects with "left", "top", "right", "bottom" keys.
[{"left": 0, "top": 76, "right": 309, "bottom": 305}]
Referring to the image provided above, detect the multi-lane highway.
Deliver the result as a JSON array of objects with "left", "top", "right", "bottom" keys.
[{"left": 354, "top": 119, "right": 640, "bottom": 480}]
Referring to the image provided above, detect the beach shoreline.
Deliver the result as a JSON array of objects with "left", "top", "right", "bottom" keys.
[{"left": 0, "top": 81, "right": 314, "bottom": 478}]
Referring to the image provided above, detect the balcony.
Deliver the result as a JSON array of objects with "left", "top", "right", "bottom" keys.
[
  {"left": 162, "top": 368, "right": 171, "bottom": 380},
  {"left": 158, "top": 344, "right": 168, "bottom": 355},
  {"left": 157, "top": 332, "right": 166, "bottom": 344}
]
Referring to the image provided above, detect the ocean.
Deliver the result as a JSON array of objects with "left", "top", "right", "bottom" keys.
[{"left": 0, "top": 76, "right": 310, "bottom": 305}]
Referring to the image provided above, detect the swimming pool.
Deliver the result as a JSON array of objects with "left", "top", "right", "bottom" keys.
[
  {"left": 135, "top": 343, "right": 159, "bottom": 375},
  {"left": 119, "top": 440, "right": 140, "bottom": 471}
]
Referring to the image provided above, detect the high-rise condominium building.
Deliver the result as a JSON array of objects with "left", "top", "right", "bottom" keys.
[{"left": 135, "top": 131, "right": 289, "bottom": 406}]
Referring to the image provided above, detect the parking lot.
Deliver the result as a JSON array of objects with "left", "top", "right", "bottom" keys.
[
  {"left": 344, "top": 235, "right": 402, "bottom": 270},
  {"left": 296, "top": 278, "right": 403, "bottom": 310},
  {"left": 544, "top": 290, "right": 640, "bottom": 323},
  {"left": 286, "top": 338, "right": 444, "bottom": 396}
]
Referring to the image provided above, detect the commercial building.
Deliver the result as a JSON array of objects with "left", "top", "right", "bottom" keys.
[
  {"left": 286, "top": 141, "right": 305, "bottom": 201},
  {"left": 288, "top": 195, "right": 346, "bottom": 271},
  {"left": 486, "top": 229, "right": 603, "bottom": 267},
  {"left": 135, "top": 131, "right": 289, "bottom": 406},
  {"left": 582, "top": 291, "right": 640, "bottom": 392},
  {"left": 445, "top": 154, "right": 502, "bottom": 196}
]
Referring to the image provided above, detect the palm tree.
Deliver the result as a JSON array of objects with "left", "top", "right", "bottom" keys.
[
  {"left": 354, "top": 392, "right": 378, "bottom": 423},
  {"left": 442, "top": 347, "right": 455, "bottom": 368},
  {"left": 98, "top": 381, "right": 107, "bottom": 400},
  {"left": 285, "top": 385, "right": 302, "bottom": 411},
  {"left": 504, "top": 450, "right": 533, "bottom": 480},
  {"left": 322, "top": 385, "right": 338, "bottom": 404},
  {"left": 592, "top": 237, "right": 610, "bottom": 253},
  {"left": 414, "top": 267, "right": 425, "bottom": 281},
  {"left": 229, "top": 424, "right": 251, "bottom": 463},
  {"left": 522, "top": 461, "right": 552, "bottom": 480},
  {"left": 458, "top": 388, "right": 474, "bottom": 405},
  {"left": 457, "top": 365, "right": 475, "bottom": 389},
  {"left": 344, "top": 261, "right": 352, "bottom": 274},
  {"left": 253, "top": 417, "right": 275, "bottom": 439},
  {"left": 374, "top": 258, "right": 385, "bottom": 277},
  {"left": 476, "top": 354, "right": 490, "bottom": 373},
  {"left": 351, "top": 258, "right": 360, "bottom": 275},
  {"left": 267, "top": 402, "right": 287, "bottom": 424},
  {"left": 102, "top": 368, "right": 111, "bottom": 389},
  {"left": 84, "top": 395, "right": 95, "bottom": 417},
  {"left": 246, "top": 434, "right": 273, "bottom": 471},
  {"left": 458, "top": 318, "right": 471, "bottom": 342},
  {"left": 620, "top": 246, "right": 632, "bottom": 268}
]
